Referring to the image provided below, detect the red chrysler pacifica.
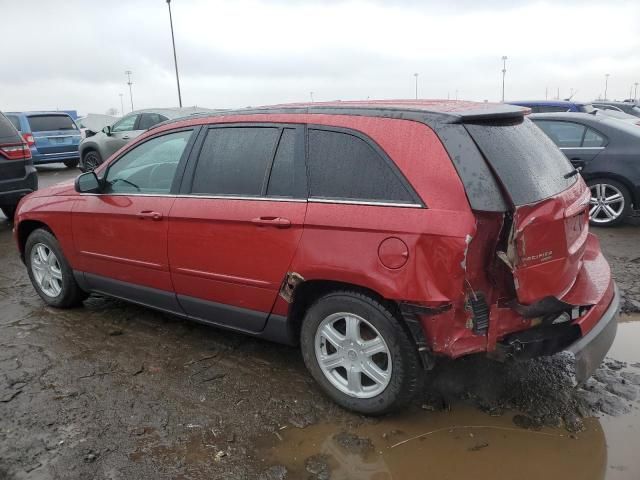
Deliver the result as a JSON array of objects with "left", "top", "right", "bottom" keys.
[{"left": 14, "top": 101, "right": 619, "bottom": 414}]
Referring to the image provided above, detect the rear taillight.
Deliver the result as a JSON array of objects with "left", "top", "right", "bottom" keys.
[
  {"left": 21, "top": 133, "right": 35, "bottom": 147},
  {"left": 0, "top": 143, "right": 32, "bottom": 160}
]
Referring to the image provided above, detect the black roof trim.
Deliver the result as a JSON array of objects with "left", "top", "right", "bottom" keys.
[{"left": 150, "top": 103, "right": 527, "bottom": 131}]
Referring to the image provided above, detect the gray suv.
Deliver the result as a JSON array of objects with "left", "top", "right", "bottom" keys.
[{"left": 78, "top": 107, "right": 214, "bottom": 171}]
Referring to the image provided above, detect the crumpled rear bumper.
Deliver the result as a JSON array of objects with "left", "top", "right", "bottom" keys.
[{"left": 566, "top": 283, "right": 619, "bottom": 383}]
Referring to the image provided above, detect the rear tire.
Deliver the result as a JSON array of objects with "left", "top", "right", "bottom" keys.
[
  {"left": 587, "top": 178, "right": 631, "bottom": 227},
  {"left": 300, "top": 290, "right": 423, "bottom": 415},
  {"left": 25, "top": 228, "right": 88, "bottom": 308},
  {"left": 63, "top": 159, "right": 79, "bottom": 168},
  {"left": 1, "top": 205, "right": 17, "bottom": 221},
  {"left": 81, "top": 151, "right": 102, "bottom": 172}
]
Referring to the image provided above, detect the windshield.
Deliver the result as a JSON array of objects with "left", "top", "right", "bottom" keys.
[
  {"left": 28, "top": 115, "right": 78, "bottom": 132},
  {"left": 465, "top": 118, "right": 577, "bottom": 206}
]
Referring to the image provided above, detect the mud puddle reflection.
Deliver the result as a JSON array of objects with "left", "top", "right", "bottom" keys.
[{"left": 257, "top": 314, "right": 640, "bottom": 480}]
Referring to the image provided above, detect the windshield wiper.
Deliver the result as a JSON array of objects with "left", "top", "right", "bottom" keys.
[{"left": 564, "top": 169, "right": 580, "bottom": 179}]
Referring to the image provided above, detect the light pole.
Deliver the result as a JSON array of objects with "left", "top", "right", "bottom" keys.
[
  {"left": 118, "top": 93, "right": 124, "bottom": 116},
  {"left": 413, "top": 73, "right": 419, "bottom": 100},
  {"left": 310, "top": 91, "right": 314, "bottom": 102},
  {"left": 635, "top": 82, "right": 639, "bottom": 102},
  {"left": 125, "top": 70, "right": 134, "bottom": 112},
  {"left": 501, "top": 56, "right": 507, "bottom": 102},
  {"left": 166, "top": 0, "right": 183, "bottom": 108},
  {"left": 604, "top": 73, "right": 610, "bottom": 100}
]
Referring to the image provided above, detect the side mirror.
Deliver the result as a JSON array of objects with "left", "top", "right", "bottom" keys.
[
  {"left": 75, "top": 171, "right": 101, "bottom": 193},
  {"left": 102, "top": 125, "right": 112, "bottom": 136}
]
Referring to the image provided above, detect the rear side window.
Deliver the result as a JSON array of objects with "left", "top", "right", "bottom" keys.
[
  {"left": 307, "top": 129, "right": 415, "bottom": 203},
  {"left": 6, "top": 115, "right": 21, "bottom": 131},
  {"left": 138, "top": 113, "right": 168, "bottom": 130},
  {"left": 465, "top": 118, "right": 576, "bottom": 206},
  {"left": 582, "top": 128, "right": 607, "bottom": 147},
  {"left": 192, "top": 127, "right": 280, "bottom": 196},
  {"left": 27, "top": 115, "right": 77, "bottom": 132}
]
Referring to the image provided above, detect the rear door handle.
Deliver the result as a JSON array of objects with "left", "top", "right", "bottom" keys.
[
  {"left": 251, "top": 216, "right": 291, "bottom": 228},
  {"left": 138, "top": 210, "right": 163, "bottom": 221}
]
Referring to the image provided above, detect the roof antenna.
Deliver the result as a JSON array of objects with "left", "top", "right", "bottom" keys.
[{"left": 564, "top": 89, "right": 578, "bottom": 101}]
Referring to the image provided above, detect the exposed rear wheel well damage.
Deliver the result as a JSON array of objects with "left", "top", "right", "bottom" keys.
[
  {"left": 17, "top": 221, "right": 52, "bottom": 259},
  {"left": 286, "top": 279, "right": 430, "bottom": 367}
]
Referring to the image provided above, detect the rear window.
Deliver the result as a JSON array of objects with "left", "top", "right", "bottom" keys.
[
  {"left": 465, "top": 118, "right": 577, "bottom": 206},
  {"left": 27, "top": 115, "right": 78, "bottom": 132},
  {"left": 6, "top": 115, "right": 21, "bottom": 131},
  {"left": 0, "top": 113, "right": 20, "bottom": 142}
]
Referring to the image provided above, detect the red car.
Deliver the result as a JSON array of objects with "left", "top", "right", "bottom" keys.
[{"left": 14, "top": 100, "right": 619, "bottom": 414}]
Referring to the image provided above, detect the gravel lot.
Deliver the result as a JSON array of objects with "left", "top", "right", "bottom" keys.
[{"left": 1, "top": 166, "right": 639, "bottom": 479}]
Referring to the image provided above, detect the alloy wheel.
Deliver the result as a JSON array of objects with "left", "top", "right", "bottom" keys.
[
  {"left": 589, "top": 183, "right": 625, "bottom": 224},
  {"left": 314, "top": 312, "right": 392, "bottom": 398},
  {"left": 30, "top": 243, "right": 63, "bottom": 297}
]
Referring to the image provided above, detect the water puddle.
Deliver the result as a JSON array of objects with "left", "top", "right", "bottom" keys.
[{"left": 257, "top": 313, "right": 640, "bottom": 479}]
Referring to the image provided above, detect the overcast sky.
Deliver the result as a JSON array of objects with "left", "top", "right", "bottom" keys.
[{"left": 2, "top": 0, "right": 639, "bottom": 115}]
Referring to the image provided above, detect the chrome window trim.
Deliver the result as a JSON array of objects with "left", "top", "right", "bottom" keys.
[
  {"left": 559, "top": 147, "right": 605, "bottom": 151},
  {"left": 309, "top": 197, "right": 423, "bottom": 208},
  {"left": 77, "top": 192, "right": 421, "bottom": 208}
]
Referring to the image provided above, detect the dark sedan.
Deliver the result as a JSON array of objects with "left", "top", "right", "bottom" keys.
[{"left": 530, "top": 112, "right": 640, "bottom": 226}]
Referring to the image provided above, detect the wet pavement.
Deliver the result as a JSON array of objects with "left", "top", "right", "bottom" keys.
[{"left": 1, "top": 165, "right": 639, "bottom": 479}]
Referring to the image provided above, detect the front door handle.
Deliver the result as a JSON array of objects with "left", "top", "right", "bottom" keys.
[
  {"left": 138, "top": 210, "right": 163, "bottom": 221},
  {"left": 251, "top": 216, "right": 291, "bottom": 228}
]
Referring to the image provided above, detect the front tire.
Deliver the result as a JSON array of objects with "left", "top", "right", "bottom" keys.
[
  {"left": 300, "top": 291, "right": 423, "bottom": 415},
  {"left": 587, "top": 178, "right": 631, "bottom": 227},
  {"left": 81, "top": 150, "right": 102, "bottom": 172},
  {"left": 63, "top": 159, "right": 79, "bottom": 168},
  {"left": 25, "top": 229, "right": 88, "bottom": 308}
]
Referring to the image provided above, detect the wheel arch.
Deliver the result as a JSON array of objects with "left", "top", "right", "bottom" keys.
[
  {"left": 17, "top": 220, "right": 53, "bottom": 259},
  {"left": 285, "top": 279, "right": 430, "bottom": 365}
]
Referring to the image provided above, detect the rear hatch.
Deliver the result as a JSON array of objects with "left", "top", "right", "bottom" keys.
[
  {"left": 464, "top": 118, "right": 589, "bottom": 306},
  {"left": 27, "top": 114, "right": 80, "bottom": 154}
]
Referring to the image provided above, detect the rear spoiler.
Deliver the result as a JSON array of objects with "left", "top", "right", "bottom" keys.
[{"left": 450, "top": 104, "right": 530, "bottom": 123}]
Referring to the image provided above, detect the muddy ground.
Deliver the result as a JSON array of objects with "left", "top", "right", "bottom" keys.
[{"left": 1, "top": 166, "right": 639, "bottom": 480}]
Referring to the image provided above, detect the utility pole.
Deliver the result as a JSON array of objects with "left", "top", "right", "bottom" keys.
[
  {"left": 118, "top": 93, "right": 124, "bottom": 117},
  {"left": 166, "top": 0, "right": 183, "bottom": 107},
  {"left": 413, "top": 73, "right": 419, "bottom": 100},
  {"left": 125, "top": 70, "right": 134, "bottom": 112},
  {"left": 501, "top": 56, "right": 507, "bottom": 102},
  {"left": 604, "top": 73, "right": 610, "bottom": 100}
]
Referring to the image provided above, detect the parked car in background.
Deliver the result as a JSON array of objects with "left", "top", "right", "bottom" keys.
[
  {"left": 594, "top": 108, "right": 640, "bottom": 126},
  {"left": 14, "top": 101, "right": 619, "bottom": 414},
  {"left": 78, "top": 107, "right": 214, "bottom": 171},
  {"left": 592, "top": 101, "right": 640, "bottom": 118},
  {"left": 530, "top": 112, "right": 640, "bottom": 226},
  {"left": 76, "top": 114, "right": 119, "bottom": 139},
  {"left": 0, "top": 112, "right": 37, "bottom": 219},
  {"left": 5, "top": 112, "right": 81, "bottom": 168},
  {"left": 509, "top": 100, "right": 596, "bottom": 113}
]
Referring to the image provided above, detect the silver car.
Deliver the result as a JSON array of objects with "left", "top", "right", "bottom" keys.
[{"left": 78, "top": 107, "right": 214, "bottom": 171}]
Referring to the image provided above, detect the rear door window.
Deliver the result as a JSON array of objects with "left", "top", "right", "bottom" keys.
[
  {"left": 191, "top": 127, "right": 280, "bottom": 196},
  {"left": 267, "top": 128, "right": 299, "bottom": 198},
  {"left": 307, "top": 129, "right": 415, "bottom": 204},
  {"left": 27, "top": 115, "right": 78, "bottom": 132},
  {"left": 465, "top": 118, "right": 576, "bottom": 206}
]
